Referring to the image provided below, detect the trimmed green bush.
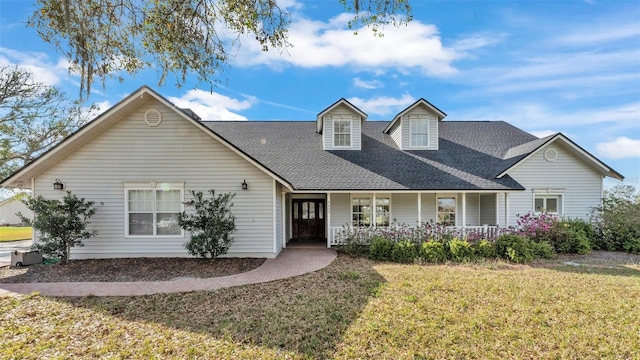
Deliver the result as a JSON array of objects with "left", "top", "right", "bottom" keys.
[
  {"left": 494, "top": 234, "right": 534, "bottom": 264},
  {"left": 530, "top": 241, "right": 556, "bottom": 259},
  {"left": 178, "top": 189, "right": 237, "bottom": 259},
  {"left": 391, "top": 240, "right": 418, "bottom": 263},
  {"left": 420, "top": 241, "right": 446, "bottom": 263},
  {"left": 369, "top": 236, "right": 393, "bottom": 261},
  {"left": 472, "top": 240, "right": 496, "bottom": 259},
  {"left": 447, "top": 238, "right": 474, "bottom": 262}
]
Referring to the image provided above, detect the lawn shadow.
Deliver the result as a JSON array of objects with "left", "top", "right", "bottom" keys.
[
  {"left": 531, "top": 251, "right": 640, "bottom": 278},
  {"left": 55, "top": 254, "right": 386, "bottom": 359}
]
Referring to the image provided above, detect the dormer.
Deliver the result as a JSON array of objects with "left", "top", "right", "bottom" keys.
[
  {"left": 317, "top": 98, "right": 368, "bottom": 150},
  {"left": 383, "top": 99, "right": 447, "bottom": 150}
]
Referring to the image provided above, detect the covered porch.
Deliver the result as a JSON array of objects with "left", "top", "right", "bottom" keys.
[{"left": 282, "top": 191, "right": 514, "bottom": 247}]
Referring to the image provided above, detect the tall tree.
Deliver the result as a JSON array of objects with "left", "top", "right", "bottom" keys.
[
  {"left": 0, "top": 65, "right": 94, "bottom": 181},
  {"left": 29, "top": 0, "right": 412, "bottom": 97}
]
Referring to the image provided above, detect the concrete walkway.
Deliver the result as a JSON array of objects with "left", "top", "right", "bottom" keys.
[{"left": 0, "top": 248, "right": 337, "bottom": 297}]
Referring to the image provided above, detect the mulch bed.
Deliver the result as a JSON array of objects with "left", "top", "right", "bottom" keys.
[{"left": 0, "top": 257, "right": 265, "bottom": 283}]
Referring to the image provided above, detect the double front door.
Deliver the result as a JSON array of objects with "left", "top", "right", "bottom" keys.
[{"left": 292, "top": 199, "right": 326, "bottom": 240}]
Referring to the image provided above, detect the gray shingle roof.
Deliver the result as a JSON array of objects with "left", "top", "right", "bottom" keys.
[
  {"left": 204, "top": 120, "right": 538, "bottom": 191},
  {"left": 502, "top": 134, "right": 556, "bottom": 160}
]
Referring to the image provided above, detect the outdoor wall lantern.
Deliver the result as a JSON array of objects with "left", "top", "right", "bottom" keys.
[
  {"left": 53, "top": 179, "right": 64, "bottom": 190},
  {"left": 242, "top": 179, "right": 248, "bottom": 190}
]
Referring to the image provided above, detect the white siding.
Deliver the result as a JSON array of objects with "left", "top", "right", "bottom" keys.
[
  {"left": 400, "top": 107, "right": 439, "bottom": 150},
  {"left": 34, "top": 98, "right": 276, "bottom": 259},
  {"left": 330, "top": 193, "right": 350, "bottom": 227},
  {"left": 480, "top": 194, "right": 497, "bottom": 225},
  {"left": 507, "top": 143, "right": 602, "bottom": 226},
  {"left": 420, "top": 193, "right": 436, "bottom": 224},
  {"left": 285, "top": 193, "right": 291, "bottom": 242},
  {"left": 275, "top": 183, "right": 283, "bottom": 253},
  {"left": 391, "top": 193, "right": 418, "bottom": 225},
  {"left": 465, "top": 193, "right": 480, "bottom": 226},
  {"left": 323, "top": 116, "right": 333, "bottom": 150},
  {"left": 322, "top": 104, "right": 362, "bottom": 150},
  {"left": 0, "top": 199, "right": 32, "bottom": 225},
  {"left": 389, "top": 121, "right": 402, "bottom": 149},
  {"left": 498, "top": 193, "right": 506, "bottom": 226}
]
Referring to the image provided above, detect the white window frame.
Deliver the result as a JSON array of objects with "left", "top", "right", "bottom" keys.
[
  {"left": 533, "top": 194, "right": 563, "bottom": 215},
  {"left": 375, "top": 196, "right": 391, "bottom": 227},
  {"left": 333, "top": 118, "right": 352, "bottom": 148},
  {"left": 351, "top": 196, "right": 371, "bottom": 227},
  {"left": 124, "top": 182, "right": 185, "bottom": 238},
  {"left": 350, "top": 194, "right": 392, "bottom": 227},
  {"left": 409, "top": 117, "right": 429, "bottom": 148},
  {"left": 436, "top": 194, "right": 457, "bottom": 226}
]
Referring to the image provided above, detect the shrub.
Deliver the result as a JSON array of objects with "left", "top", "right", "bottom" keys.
[
  {"left": 391, "top": 240, "right": 418, "bottom": 263},
  {"left": 178, "top": 189, "right": 237, "bottom": 259},
  {"left": 623, "top": 238, "right": 640, "bottom": 254},
  {"left": 494, "top": 234, "right": 534, "bottom": 264},
  {"left": 592, "top": 185, "right": 640, "bottom": 252},
  {"left": 534, "top": 220, "right": 591, "bottom": 254},
  {"left": 336, "top": 242, "right": 369, "bottom": 257},
  {"left": 419, "top": 241, "right": 446, "bottom": 263},
  {"left": 447, "top": 238, "right": 474, "bottom": 262},
  {"left": 530, "top": 241, "right": 556, "bottom": 259},
  {"left": 369, "top": 236, "right": 393, "bottom": 261},
  {"left": 472, "top": 240, "right": 496, "bottom": 259},
  {"left": 18, "top": 192, "right": 97, "bottom": 264}
]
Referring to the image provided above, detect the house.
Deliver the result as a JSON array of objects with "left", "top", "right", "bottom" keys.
[
  {"left": 0, "top": 196, "right": 31, "bottom": 226},
  {"left": 0, "top": 86, "right": 623, "bottom": 259}
]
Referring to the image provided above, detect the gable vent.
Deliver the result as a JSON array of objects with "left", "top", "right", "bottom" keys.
[
  {"left": 544, "top": 148, "right": 558, "bottom": 162},
  {"left": 144, "top": 109, "right": 163, "bottom": 127}
]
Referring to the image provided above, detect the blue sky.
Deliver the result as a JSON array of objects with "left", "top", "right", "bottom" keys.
[{"left": 0, "top": 0, "right": 638, "bottom": 189}]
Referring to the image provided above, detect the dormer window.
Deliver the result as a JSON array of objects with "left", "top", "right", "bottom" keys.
[
  {"left": 410, "top": 118, "right": 429, "bottom": 147},
  {"left": 333, "top": 119, "right": 351, "bottom": 147},
  {"left": 384, "top": 98, "right": 446, "bottom": 150}
]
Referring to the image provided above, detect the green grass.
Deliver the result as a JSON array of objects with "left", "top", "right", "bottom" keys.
[
  {"left": 0, "top": 227, "right": 32, "bottom": 242},
  {"left": 1, "top": 253, "right": 639, "bottom": 359}
]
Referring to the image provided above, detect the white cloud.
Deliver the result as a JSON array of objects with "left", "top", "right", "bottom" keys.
[
  {"left": 167, "top": 89, "right": 252, "bottom": 120},
  {"left": 529, "top": 130, "right": 557, "bottom": 138},
  {"left": 232, "top": 15, "right": 494, "bottom": 76},
  {"left": 83, "top": 100, "right": 113, "bottom": 120},
  {"left": 353, "top": 77, "right": 383, "bottom": 89},
  {"left": 0, "top": 47, "right": 72, "bottom": 86},
  {"left": 451, "top": 102, "right": 640, "bottom": 130},
  {"left": 596, "top": 137, "right": 640, "bottom": 159},
  {"left": 552, "top": 20, "right": 640, "bottom": 47},
  {"left": 347, "top": 93, "right": 415, "bottom": 117}
]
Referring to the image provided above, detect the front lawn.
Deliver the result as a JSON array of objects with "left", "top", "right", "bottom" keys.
[
  {"left": 1, "top": 253, "right": 639, "bottom": 359},
  {"left": 0, "top": 227, "right": 32, "bottom": 242}
]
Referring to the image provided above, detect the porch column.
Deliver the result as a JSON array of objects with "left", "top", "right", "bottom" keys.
[
  {"left": 505, "top": 192, "right": 510, "bottom": 227},
  {"left": 417, "top": 193, "right": 422, "bottom": 226},
  {"left": 372, "top": 193, "right": 377, "bottom": 228},
  {"left": 495, "top": 193, "right": 500, "bottom": 227},
  {"left": 461, "top": 193, "right": 466, "bottom": 229},
  {"left": 282, "top": 191, "right": 286, "bottom": 248},
  {"left": 327, "top": 192, "right": 331, "bottom": 248}
]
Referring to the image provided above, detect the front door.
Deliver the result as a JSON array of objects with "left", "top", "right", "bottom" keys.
[{"left": 292, "top": 199, "right": 326, "bottom": 240}]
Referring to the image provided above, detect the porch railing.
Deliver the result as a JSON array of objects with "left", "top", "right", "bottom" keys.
[{"left": 329, "top": 225, "right": 501, "bottom": 246}]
